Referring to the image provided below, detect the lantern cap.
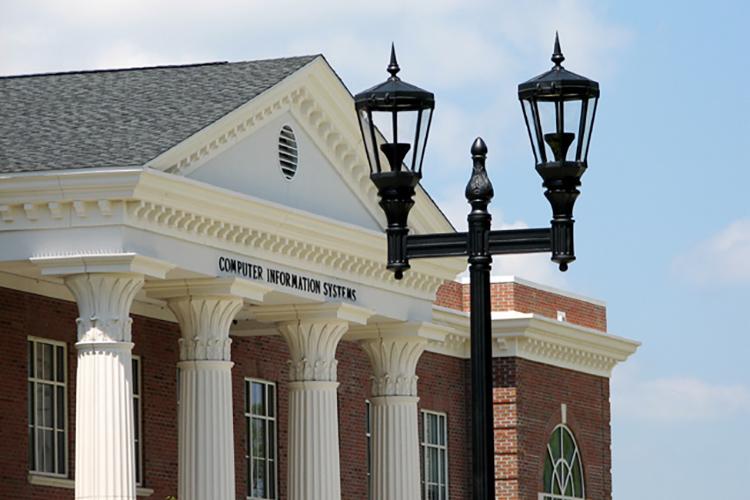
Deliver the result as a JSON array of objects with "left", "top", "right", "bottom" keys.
[
  {"left": 518, "top": 33, "right": 599, "bottom": 101},
  {"left": 354, "top": 44, "right": 434, "bottom": 112}
]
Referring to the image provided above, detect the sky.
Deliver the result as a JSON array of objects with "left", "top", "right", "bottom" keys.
[{"left": 1, "top": 1, "right": 748, "bottom": 498}]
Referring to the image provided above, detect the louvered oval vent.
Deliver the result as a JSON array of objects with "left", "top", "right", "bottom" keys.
[{"left": 278, "top": 125, "right": 299, "bottom": 180}]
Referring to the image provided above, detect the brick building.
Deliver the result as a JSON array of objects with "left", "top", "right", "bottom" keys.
[{"left": 0, "top": 56, "right": 639, "bottom": 500}]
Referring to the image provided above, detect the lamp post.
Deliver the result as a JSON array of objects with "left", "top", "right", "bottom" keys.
[{"left": 355, "top": 35, "right": 599, "bottom": 499}]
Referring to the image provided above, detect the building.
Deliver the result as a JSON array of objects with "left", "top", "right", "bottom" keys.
[{"left": 0, "top": 55, "right": 639, "bottom": 500}]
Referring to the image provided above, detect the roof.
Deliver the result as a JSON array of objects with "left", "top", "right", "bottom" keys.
[{"left": 0, "top": 55, "right": 319, "bottom": 173}]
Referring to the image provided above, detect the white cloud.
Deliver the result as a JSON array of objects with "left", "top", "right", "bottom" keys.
[
  {"left": 612, "top": 364, "right": 750, "bottom": 422},
  {"left": 672, "top": 218, "right": 750, "bottom": 286}
]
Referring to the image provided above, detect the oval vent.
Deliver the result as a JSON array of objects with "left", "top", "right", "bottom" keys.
[{"left": 278, "top": 125, "right": 299, "bottom": 180}]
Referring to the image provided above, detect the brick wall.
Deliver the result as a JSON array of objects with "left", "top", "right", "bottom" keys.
[
  {"left": 435, "top": 279, "right": 607, "bottom": 332},
  {"left": 493, "top": 357, "right": 612, "bottom": 500},
  {"left": 0, "top": 285, "right": 612, "bottom": 500}
]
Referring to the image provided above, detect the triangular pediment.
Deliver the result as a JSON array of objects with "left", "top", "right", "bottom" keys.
[
  {"left": 186, "top": 111, "right": 382, "bottom": 230},
  {"left": 146, "top": 56, "right": 454, "bottom": 235}
]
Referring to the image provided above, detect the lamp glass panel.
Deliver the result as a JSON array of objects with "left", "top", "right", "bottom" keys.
[
  {"left": 564, "top": 99, "right": 583, "bottom": 161},
  {"left": 580, "top": 97, "right": 598, "bottom": 161},
  {"left": 411, "top": 107, "right": 432, "bottom": 175},
  {"left": 521, "top": 99, "right": 541, "bottom": 164},
  {"left": 358, "top": 109, "right": 380, "bottom": 174},
  {"left": 537, "top": 100, "right": 557, "bottom": 162},
  {"left": 370, "top": 109, "right": 422, "bottom": 172}
]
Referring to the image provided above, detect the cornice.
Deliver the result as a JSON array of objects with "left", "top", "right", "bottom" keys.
[
  {"left": 0, "top": 169, "right": 456, "bottom": 301},
  {"left": 428, "top": 306, "right": 639, "bottom": 378}
]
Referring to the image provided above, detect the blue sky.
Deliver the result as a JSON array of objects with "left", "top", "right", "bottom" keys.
[{"left": 2, "top": 1, "right": 748, "bottom": 498}]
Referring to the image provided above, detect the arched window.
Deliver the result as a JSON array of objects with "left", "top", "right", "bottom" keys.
[{"left": 541, "top": 425, "right": 585, "bottom": 500}]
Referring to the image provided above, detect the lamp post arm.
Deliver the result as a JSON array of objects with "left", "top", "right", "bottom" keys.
[
  {"left": 403, "top": 227, "right": 552, "bottom": 261},
  {"left": 488, "top": 227, "right": 552, "bottom": 255}
]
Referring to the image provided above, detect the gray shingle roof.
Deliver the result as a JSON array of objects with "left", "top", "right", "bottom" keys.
[{"left": 0, "top": 55, "right": 319, "bottom": 173}]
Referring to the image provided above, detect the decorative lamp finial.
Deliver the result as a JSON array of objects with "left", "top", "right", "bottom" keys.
[
  {"left": 551, "top": 32, "right": 565, "bottom": 67},
  {"left": 387, "top": 43, "right": 401, "bottom": 79}
]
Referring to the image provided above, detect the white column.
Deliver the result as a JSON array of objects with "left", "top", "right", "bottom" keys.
[
  {"left": 279, "top": 319, "right": 349, "bottom": 500},
  {"left": 168, "top": 296, "right": 243, "bottom": 500},
  {"left": 65, "top": 273, "right": 144, "bottom": 500},
  {"left": 359, "top": 336, "right": 427, "bottom": 500}
]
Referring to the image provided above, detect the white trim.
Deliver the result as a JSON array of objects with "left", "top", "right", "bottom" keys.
[
  {"left": 0, "top": 167, "right": 458, "bottom": 299},
  {"left": 244, "top": 378, "right": 278, "bottom": 500},
  {"left": 458, "top": 275, "right": 606, "bottom": 307},
  {"left": 27, "top": 474, "right": 154, "bottom": 496},
  {"left": 132, "top": 355, "right": 143, "bottom": 487},
  {"left": 420, "top": 410, "right": 449, "bottom": 500},
  {"left": 428, "top": 307, "right": 640, "bottom": 377},
  {"left": 27, "top": 337, "right": 68, "bottom": 477}
]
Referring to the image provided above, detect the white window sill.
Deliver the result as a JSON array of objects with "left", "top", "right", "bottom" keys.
[{"left": 28, "top": 474, "right": 154, "bottom": 496}]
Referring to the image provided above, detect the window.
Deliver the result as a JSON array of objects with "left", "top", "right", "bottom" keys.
[
  {"left": 540, "top": 425, "right": 585, "bottom": 500},
  {"left": 132, "top": 356, "right": 143, "bottom": 486},
  {"left": 366, "top": 400, "right": 372, "bottom": 499},
  {"left": 28, "top": 338, "right": 67, "bottom": 476},
  {"left": 245, "top": 379, "right": 277, "bottom": 499},
  {"left": 421, "top": 410, "right": 448, "bottom": 500}
]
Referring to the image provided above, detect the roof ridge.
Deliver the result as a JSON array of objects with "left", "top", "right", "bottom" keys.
[{"left": 0, "top": 54, "right": 320, "bottom": 80}]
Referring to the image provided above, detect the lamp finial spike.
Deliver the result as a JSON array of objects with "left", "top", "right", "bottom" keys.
[
  {"left": 552, "top": 31, "right": 565, "bottom": 67},
  {"left": 387, "top": 43, "right": 400, "bottom": 78}
]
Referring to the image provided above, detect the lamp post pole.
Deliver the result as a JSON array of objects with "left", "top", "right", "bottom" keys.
[
  {"left": 355, "top": 36, "right": 599, "bottom": 499},
  {"left": 465, "top": 139, "right": 495, "bottom": 499}
]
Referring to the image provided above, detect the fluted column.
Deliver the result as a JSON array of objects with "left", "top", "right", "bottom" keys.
[
  {"left": 279, "top": 319, "right": 350, "bottom": 500},
  {"left": 65, "top": 273, "right": 144, "bottom": 500},
  {"left": 359, "top": 336, "right": 427, "bottom": 500},
  {"left": 168, "top": 296, "right": 243, "bottom": 500}
]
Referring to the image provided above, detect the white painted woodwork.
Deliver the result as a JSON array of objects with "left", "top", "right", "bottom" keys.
[
  {"left": 360, "top": 337, "right": 426, "bottom": 500},
  {"left": 65, "top": 273, "right": 144, "bottom": 500},
  {"left": 168, "top": 295, "right": 243, "bottom": 500},
  {"left": 279, "top": 319, "right": 349, "bottom": 500}
]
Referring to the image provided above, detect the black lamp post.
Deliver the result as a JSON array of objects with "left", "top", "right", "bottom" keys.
[{"left": 355, "top": 36, "right": 599, "bottom": 499}]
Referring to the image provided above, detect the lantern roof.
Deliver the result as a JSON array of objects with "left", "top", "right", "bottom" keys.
[
  {"left": 518, "top": 33, "right": 600, "bottom": 101},
  {"left": 353, "top": 44, "right": 434, "bottom": 111}
]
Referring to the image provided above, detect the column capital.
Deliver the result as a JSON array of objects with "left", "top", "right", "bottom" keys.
[
  {"left": 64, "top": 273, "right": 144, "bottom": 343},
  {"left": 359, "top": 335, "right": 427, "bottom": 397},
  {"left": 278, "top": 320, "right": 349, "bottom": 382},
  {"left": 168, "top": 296, "right": 243, "bottom": 362}
]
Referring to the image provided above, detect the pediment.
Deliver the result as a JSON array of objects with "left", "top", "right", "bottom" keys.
[
  {"left": 145, "top": 56, "right": 454, "bottom": 236},
  {"left": 186, "top": 112, "right": 382, "bottom": 230}
]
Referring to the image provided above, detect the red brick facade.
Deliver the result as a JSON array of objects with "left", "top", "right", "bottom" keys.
[
  {"left": 435, "top": 279, "right": 607, "bottom": 332},
  {"left": 0, "top": 280, "right": 612, "bottom": 500}
]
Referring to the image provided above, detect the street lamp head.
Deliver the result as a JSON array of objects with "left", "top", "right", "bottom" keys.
[
  {"left": 518, "top": 33, "right": 600, "bottom": 271},
  {"left": 354, "top": 44, "right": 435, "bottom": 177},
  {"left": 518, "top": 32, "right": 599, "bottom": 167},
  {"left": 355, "top": 45, "right": 436, "bottom": 279}
]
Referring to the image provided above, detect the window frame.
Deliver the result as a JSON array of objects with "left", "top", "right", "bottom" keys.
[
  {"left": 540, "top": 424, "right": 586, "bottom": 500},
  {"left": 27, "top": 336, "right": 68, "bottom": 478},
  {"left": 420, "top": 409, "right": 449, "bottom": 500},
  {"left": 245, "top": 378, "right": 278, "bottom": 500},
  {"left": 132, "top": 355, "right": 143, "bottom": 487},
  {"left": 365, "top": 400, "right": 372, "bottom": 500}
]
